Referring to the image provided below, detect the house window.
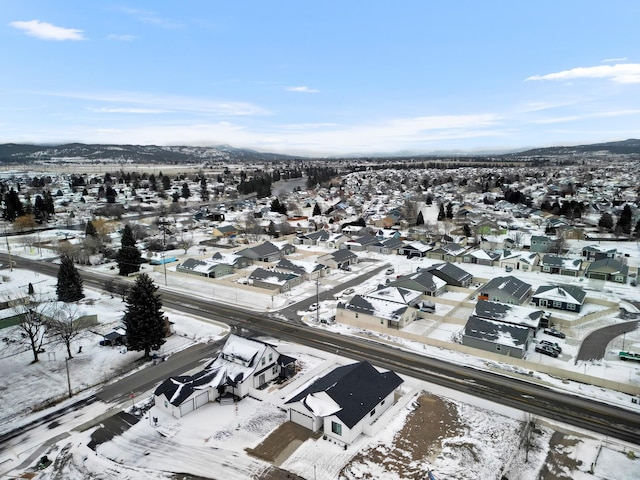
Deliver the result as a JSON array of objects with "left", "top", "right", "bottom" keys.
[
  {"left": 370, "top": 409, "right": 376, "bottom": 417},
  {"left": 553, "top": 301, "right": 562, "bottom": 308},
  {"left": 331, "top": 421, "right": 342, "bottom": 436},
  {"left": 543, "top": 266, "right": 551, "bottom": 272},
  {"left": 381, "top": 399, "right": 385, "bottom": 406},
  {"left": 262, "top": 357, "right": 266, "bottom": 365},
  {"left": 164, "top": 400, "right": 168, "bottom": 408},
  {"left": 269, "top": 353, "right": 273, "bottom": 362},
  {"left": 355, "top": 313, "right": 359, "bottom": 318},
  {"left": 615, "top": 275, "right": 623, "bottom": 282},
  {"left": 567, "top": 303, "right": 576, "bottom": 310},
  {"left": 496, "top": 345, "right": 501, "bottom": 351}
]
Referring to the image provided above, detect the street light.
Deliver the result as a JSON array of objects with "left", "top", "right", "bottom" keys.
[{"left": 65, "top": 357, "right": 72, "bottom": 398}]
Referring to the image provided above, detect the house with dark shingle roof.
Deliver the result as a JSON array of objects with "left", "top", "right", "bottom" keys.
[
  {"left": 423, "top": 262, "right": 473, "bottom": 288},
  {"left": 540, "top": 254, "right": 583, "bottom": 277},
  {"left": 176, "top": 258, "right": 233, "bottom": 278},
  {"left": 585, "top": 258, "right": 629, "bottom": 283},
  {"left": 472, "top": 300, "right": 544, "bottom": 330},
  {"left": 462, "top": 316, "right": 533, "bottom": 359},
  {"left": 317, "top": 249, "right": 359, "bottom": 269},
  {"left": 285, "top": 361, "right": 403, "bottom": 445},
  {"left": 389, "top": 270, "right": 447, "bottom": 297},
  {"left": 248, "top": 267, "right": 302, "bottom": 292},
  {"left": 477, "top": 276, "right": 532, "bottom": 305},
  {"left": 531, "top": 284, "right": 587, "bottom": 313},
  {"left": 236, "top": 241, "right": 284, "bottom": 263},
  {"left": 427, "top": 242, "right": 469, "bottom": 262},
  {"left": 398, "top": 240, "right": 432, "bottom": 258},
  {"left": 582, "top": 245, "right": 617, "bottom": 262},
  {"left": 337, "top": 291, "right": 419, "bottom": 329},
  {"left": 274, "top": 258, "right": 326, "bottom": 281}
]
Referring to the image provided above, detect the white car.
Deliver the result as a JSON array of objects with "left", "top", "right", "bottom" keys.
[
  {"left": 343, "top": 287, "right": 355, "bottom": 296},
  {"left": 309, "top": 303, "right": 319, "bottom": 311}
]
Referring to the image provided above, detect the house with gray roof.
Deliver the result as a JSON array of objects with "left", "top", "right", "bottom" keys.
[
  {"left": 582, "top": 245, "right": 617, "bottom": 262},
  {"left": 337, "top": 289, "right": 419, "bottom": 329},
  {"left": 274, "top": 258, "right": 326, "bottom": 280},
  {"left": 423, "top": 262, "right": 473, "bottom": 288},
  {"left": 176, "top": 258, "right": 233, "bottom": 278},
  {"left": 462, "top": 316, "right": 533, "bottom": 359},
  {"left": 237, "top": 241, "right": 286, "bottom": 263},
  {"left": 398, "top": 240, "right": 432, "bottom": 258},
  {"left": 248, "top": 267, "right": 302, "bottom": 292},
  {"left": 540, "top": 254, "right": 583, "bottom": 277},
  {"left": 462, "top": 249, "right": 501, "bottom": 266},
  {"left": 530, "top": 235, "right": 551, "bottom": 253},
  {"left": 472, "top": 300, "right": 545, "bottom": 330},
  {"left": 531, "top": 284, "right": 587, "bottom": 313},
  {"left": 585, "top": 258, "right": 629, "bottom": 283},
  {"left": 427, "top": 242, "right": 469, "bottom": 262},
  {"left": 477, "top": 276, "right": 532, "bottom": 305},
  {"left": 317, "top": 249, "right": 359, "bottom": 270},
  {"left": 285, "top": 361, "right": 403, "bottom": 445},
  {"left": 389, "top": 270, "right": 447, "bottom": 297}
]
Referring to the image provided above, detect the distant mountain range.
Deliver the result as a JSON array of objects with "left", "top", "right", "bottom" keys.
[{"left": 0, "top": 139, "right": 638, "bottom": 164}]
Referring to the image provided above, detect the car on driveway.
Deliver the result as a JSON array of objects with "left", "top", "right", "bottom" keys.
[
  {"left": 539, "top": 340, "right": 562, "bottom": 353},
  {"left": 544, "top": 328, "right": 566, "bottom": 339},
  {"left": 535, "top": 345, "right": 559, "bottom": 358}
]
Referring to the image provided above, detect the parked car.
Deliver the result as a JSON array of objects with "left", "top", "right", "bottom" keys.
[
  {"left": 342, "top": 287, "right": 355, "bottom": 296},
  {"left": 340, "top": 265, "right": 352, "bottom": 272},
  {"left": 309, "top": 303, "right": 319, "bottom": 311},
  {"left": 544, "top": 328, "right": 566, "bottom": 339},
  {"left": 385, "top": 267, "right": 395, "bottom": 275},
  {"left": 535, "top": 345, "right": 559, "bottom": 358},
  {"left": 540, "top": 340, "right": 562, "bottom": 353}
]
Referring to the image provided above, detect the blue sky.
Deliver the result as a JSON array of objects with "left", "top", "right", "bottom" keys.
[{"left": 2, "top": 1, "right": 639, "bottom": 156}]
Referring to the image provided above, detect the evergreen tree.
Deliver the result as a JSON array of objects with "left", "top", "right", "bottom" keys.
[
  {"left": 200, "top": 177, "right": 209, "bottom": 201},
  {"left": 463, "top": 224, "right": 472, "bottom": 238},
  {"left": 181, "top": 182, "right": 191, "bottom": 199},
  {"left": 123, "top": 274, "right": 165, "bottom": 359},
  {"left": 85, "top": 220, "right": 97, "bottom": 237},
  {"left": 312, "top": 203, "right": 321, "bottom": 216},
  {"left": 437, "top": 203, "right": 446, "bottom": 221},
  {"left": 446, "top": 203, "right": 453, "bottom": 219},
  {"left": 56, "top": 255, "right": 84, "bottom": 302},
  {"left": 2, "top": 188, "right": 24, "bottom": 221},
  {"left": 28, "top": 282, "right": 34, "bottom": 295},
  {"left": 616, "top": 204, "right": 633, "bottom": 234},
  {"left": 117, "top": 225, "right": 141, "bottom": 275},
  {"left": 416, "top": 211, "right": 424, "bottom": 225},
  {"left": 598, "top": 212, "right": 614, "bottom": 231}
]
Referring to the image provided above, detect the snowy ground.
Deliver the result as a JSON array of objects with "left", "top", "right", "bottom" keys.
[{"left": 1, "top": 229, "right": 640, "bottom": 479}]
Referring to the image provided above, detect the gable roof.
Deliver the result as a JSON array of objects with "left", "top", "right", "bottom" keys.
[
  {"left": 472, "top": 300, "right": 543, "bottom": 328},
  {"left": 285, "top": 361, "right": 403, "bottom": 428},
  {"left": 249, "top": 267, "right": 299, "bottom": 285},
  {"left": 331, "top": 249, "right": 358, "bottom": 262},
  {"left": 586, "top": 258, "right": 629, "bottom": 275},
  {"left": 481, "top": 276, "right": 531, "bottom": 300},
  {"left": 541, "top": 254, "right": 581, "bottom": 270},
  {"left": 341, "top": 294, "right": 410, "bottom": 323},
  {"left": 424, "top": 262, "right": 473, "bottom": 284},
  {"left": 532, "top": 285, "right": 587, "bottom": 305},
  {"left": 390, "top": 270, "right": 447, "bottom": 293},
  {"left": 464, "top": 316, "right": 531, "bottom": 348}
]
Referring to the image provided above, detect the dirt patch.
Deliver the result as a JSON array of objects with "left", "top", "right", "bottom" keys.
[
  {"left": 248, "top": 421, "right": 322, "bottom": 464},
  {"left": 538, "top": 432, "right": 584, "bottom": 480},
  {"left": 340, "top": 393, "right": 462, "bottom": 479}
]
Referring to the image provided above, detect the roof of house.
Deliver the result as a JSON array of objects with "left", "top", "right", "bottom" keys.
[
  {"left": 586, "top": 258, "right": 629, "bottom": 275},
  {"left": 424, "top": 262, "right": 473, "bottom": 284},
  {"left": 532, "top": 285, "right": 587, "bottom": 304},
  {"left": 275, "top": 258, "right": 324, "bottom": 275},
  {"left": 331, "top": 249, "right": 358, "bottom": 262},
  {"left": 285, "top": 361, "right": 403, "bottom": 428},
  {"left": 464, "top": 316, "right": 531, "bottom": 348},
  {"left": 472, "top": 300, "right": 543, "bottom": 328},
  {"left": 365, "top": 286, "right": 422, "bottom": 305},
  {"left": 431, "top": 242, "right": 467, "bottom": 256},
  {"left": 237, "top": 241, "right": 281, "bottom": 259},
  {"left": 249, "top": 267, "right": 299, "bottom": 285},
  {"left": 541, "top": 255, "right": 582, "bottom": 270},
  {"left": 381, "top": 237, "right": 404, "bottom": 249},
  {"left": 481, "top": 276, "right": 532, "bottom": 300},
  {"left": 341, "top": 294, "right": 410, "bottom": 323},
  {"left": 390, "top": 270, "right": 447, "bottom": 293}
]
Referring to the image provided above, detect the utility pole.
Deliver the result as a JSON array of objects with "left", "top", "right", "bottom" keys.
[
  {"left": 65, "top": 357, "right": 72, "bottom": 398},
  {"left": 316, "top": 276, "right": 320, "bottom": 324}
]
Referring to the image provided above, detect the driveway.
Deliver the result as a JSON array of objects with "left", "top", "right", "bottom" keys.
[{"left": 575, "top": 319, "right": 639, "bottom": 362}]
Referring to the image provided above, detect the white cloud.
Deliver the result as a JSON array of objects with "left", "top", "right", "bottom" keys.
[
  {"left": 9, "top": 20, "right": 85, "bottom": 41},
  {"left": 526, "top": 63, "right": 640, "bottom": 84},
  {"left": 108, "top": 34, "right": 136, "bottom": 41},
  {"left": 37, "top": 90, "right": 270, "bottom": 116},
  {"left": 286, "top": 86, "right": 320, "bottom": 93},
  {"left": 602, "top": 57, "right": 627, "bottom": 63},
  {"left": 532, "top": 109, "right": 640, "bottom": 124},
  {"left": 119, "top": 7, "right": 183, "bottom": 29},
  {"left": 89, "top": 107, "right": 168, "bottom": 114}
]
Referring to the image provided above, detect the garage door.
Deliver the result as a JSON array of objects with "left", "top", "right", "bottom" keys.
[
  {"left": 195, "top": 391, "right": 209, "bottom": 408},
  {"left": 588, "top": 273, "right": 607, "bottom": 280},
  {"left": 290, "top": 409, "right": 314, "bottom": 430},
  {"left": 179, "top": 399, "right": 194, "bottom": 417}
]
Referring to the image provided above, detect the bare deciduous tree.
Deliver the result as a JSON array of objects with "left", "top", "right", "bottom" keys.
[
  {"left": 9, "top": 294, "right": 56, "bottom": 363},
  {"left": 45, "top": 303, "right": 92, "bottom": 359},
  {"left": 176, "top": 233, "right": 194, "bottom": 255}
]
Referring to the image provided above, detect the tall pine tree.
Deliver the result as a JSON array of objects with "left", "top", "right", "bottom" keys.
[
  {"left": 117, "top": 224, "right": 141, "bottom": 276},
  {"left": 56, "top": 255, "right": 84, "bottom": 302},
  {"left": 123, "top": 274, "right": 165, "bottom": 359},
  {"left": 85, "top": 220, "right": 97, "bottom": 237}
]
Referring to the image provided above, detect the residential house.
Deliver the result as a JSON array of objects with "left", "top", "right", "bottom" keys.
[
  {"left": 582, "top": 245, "right": 617, "bottom": 262},
  {"left": 274, "top": 258, "right": 326, "bottom": 281},
  {"left": 423, "top": 262, "right": 473, "bottom": 288},
  {"left": 337, "top": 288, "right": 420, "bottom": 329},
  {"left": 378, "top": 237, "right": 404, "bottom": 255},
  {"left": 531, "top": 285, "right": 587, "bottom": 313},
  {"left": 176, "top": 258, "right": 233, "bottom": 278},
  {"left": 212, "top": 224, "right": 238, "bottom": 238},
  {"left": 462, "top": 316, "right": 534, "bottom": 359},
  {"left": 389, "top": 270, "right": 447, "bottom": 297},
  {"left": 472, "top": 300, "right": 545, "bottom": 331},
  {"left": 427, "top": 242, "right": 469, "bottom": 262},
  {"left": 248, "top": 268, "right": 302, "bottom": 292},
  {"left": 398, "top": 240, "right": 432, "bottom": 258},
  {"left": 326, "top": 233, "right": 351, "bottom": 249},
  {"left": 237, "top": 241, "right": 286, "bottom": 263},
  {"left": 293, "top": 230, "right": 331, "bottom": 246},
  {"left": 344, "top": 234, "right": 382, "bottom": 252},
  {"left": 529, "top": 235, "right": 551, "bottom": 253},
  {"left": 285, "top": 361, "right": 403, "bottom": 445},
  {"left": 317, "top": 249, "right": 359, "bottom": 270},
  {"left": 154, "top": 334, "right": 295, "bottom": 418},
  {"left": 585, "top": 258, "right": 629, "bottom": 283},
  {"left": 463, "top": 249, "right": 501, "bottom": 266},
  {"left": 477, "top": 276, "right": 532, "bottom": 305},
  {"left": 539, "top": 255, "right": 582, "bottom": 277}
]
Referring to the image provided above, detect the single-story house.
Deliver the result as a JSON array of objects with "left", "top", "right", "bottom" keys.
[
  {"left": 539, "top": 255, "right": 582, "bottom": 277},
  {"left": 462, "top": 316, "right": 534, "bottom": 359},
  {"left": 462, "top": 249, "right": 501, "bottom": 266},
  {"left": 423, "top": 263, "right": 473, "bottom": 288},
  {"left": 248, "top": 267, "right": 302, "bottom": 292},
  {"left": 582, "top": 245, "right": 617, "bottom": 262},
  {"left": 344, "top": 234, "right": 383, "bottom": 252},
  {"left": 274, "top": 258, "right": 326, "bottom": 281},
  {"left": 530, "top": 235, "right": 551, "bottom": 253},
  {"left": 427, "top": 242, "right": 469, "bottom": 262},
  {"left": 531, "top": 285, "right": 587, "bottom": 313},
  {"left": 212, "top": 224, "right": 239, "bottom": 238},
  {"left": 585, "top": 258, "right": 629, "bottom": 283},
  {"left": 154, "top": 334, "right": 295, "bottom": 419},
  {"left": 477, "top": 276, "right": 532, "bottom": 305},
  {"left": 398, "top": 241, "right": 432, "bottom": 258},
  {"left": 237, "top": 241, "right": 286, "bottom": 263},
  {"left": 472, "top": 300, "right": 545, "bottom": 331},
  {"left": 389, "top": 270, "right": 447, "bottom": 297},
  {"left": 176, "top": 258, "right": 233, "bottom": 278},
  {"left": 317, "top": 249, "right": 359, "bottom": 270},
  {"left": 337, "top": 289, "right": 420, "bottom": 329},
  {"left": 285, "top": 361, "right": 403, "bottom": 445}
]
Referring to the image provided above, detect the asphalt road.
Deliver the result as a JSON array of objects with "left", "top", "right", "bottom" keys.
[
  {"left": 2, "top": 253, "right": 640, "bottom": 446},
  {"left": 576, "top": 319, "right": 640, "bottom": 362}
]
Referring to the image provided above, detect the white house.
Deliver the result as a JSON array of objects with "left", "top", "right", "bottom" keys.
[
  {"left": 285, "top": 361, "right": 403, "bottom": 446},
  {"left": 154, "top": 334, "right": 295, "bottom": 418}
]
